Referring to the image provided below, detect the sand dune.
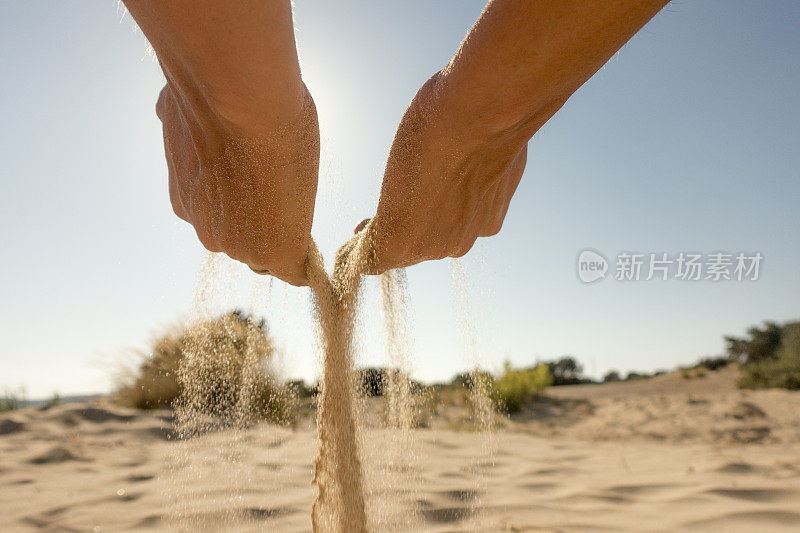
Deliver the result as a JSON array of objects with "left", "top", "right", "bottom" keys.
[{"left": 2, "top": 371, "right": 800, "bottom": 532}]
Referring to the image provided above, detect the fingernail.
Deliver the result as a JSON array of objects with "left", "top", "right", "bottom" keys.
[{"left": 354, "top": 218, "right": 371, "bottom": 234}]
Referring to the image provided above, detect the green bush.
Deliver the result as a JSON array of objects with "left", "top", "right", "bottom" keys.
[
  {"left": 114, "top": 310, "right": 294, "bottom": 425},
  {"left": 738, "top": 324, "right": 800, "bottom": 390},
  {"left": 490, "top": 361, "right": 552, "bottom": 413},
  {"left": 0, "top": 390, "right": 23, "bottom": 413}
]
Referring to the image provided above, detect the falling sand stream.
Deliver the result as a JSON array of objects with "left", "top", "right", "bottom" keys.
[
  {"left": 172, "top": 225, "right": 493, "bottom": 532},
  {"left": 305, "top": 234, "right": 371, "bottom": 533}
]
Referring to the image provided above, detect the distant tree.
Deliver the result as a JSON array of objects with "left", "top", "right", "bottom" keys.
[
  {"left": 725, "top": 321, "right": 783, "bottom": 364},
  {"left": 359, "top": 367, "right": 421, "bottom": 397},
  {"left": 547, "top": 356, "right": 585, "bottom": 386},
  {"left": 603, "top": 370, "right": 622, "bottom": 383},
  {"left": 359, "top": 368, "right": 388, "bottom": 397},
  {"left": 738, "top": 321, "right": 800, "bottom": 390},
  {"left": 451, "top": 370, "right": 493, "bottom": 390}
]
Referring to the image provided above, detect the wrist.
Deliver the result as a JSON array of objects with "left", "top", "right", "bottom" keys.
[
  {"left": 423, "top": 69, "right": 530, "bottom": 157},
  {"left": 431, "top": 67, "right": 558, "bottom": 149},
  {"left": 199, "top": 75, "right": 310, "bottom": 138}
]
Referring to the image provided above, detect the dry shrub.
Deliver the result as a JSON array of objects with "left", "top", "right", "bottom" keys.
[
  {"left": 680, "top": 366, "right": 707, "bottom": 380},
  {"left": 114, "top": 310, "right": 294, "bottom": 425}
]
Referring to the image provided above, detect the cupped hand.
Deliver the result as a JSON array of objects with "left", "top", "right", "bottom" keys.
[
  {"left": 156, "top": 82, "right": 320, "bottom": 286},
  {"left": 365, "top": 73, "right": 528, "bottom": 273}
]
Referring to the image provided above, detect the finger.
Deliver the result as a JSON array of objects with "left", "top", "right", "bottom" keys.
[
  {"left": 354, "top": 218, "right": 371, "bottom": 234},
  {"left": 451, "top": 184, "right": 488, "bottom": 259},
  {"left": 238, "top": 229, "right": 311, "bottom": 287},
  {"left": 480, "top": 145, "right": 527, "bottom": 237},
  {"left": 250, "top": 266, "right": 273, "bottom": 276},
  {"left": 187, "top": 184, "right": 222, "bottom": 254},
  {"left": 248, "top": 265, "right": 308, "bottom": 287},
  {"left": 451, "top": 229, "right": 479, "bottom": 258},
  {"left": 155, "top": 85, "right": 170, "bottom": 121},
  {"left": 471, "top": 177, "right": 504, "bottom": 239},
  {"left": 163, "top": 129, "right": 190, "bottom": 222},
  {"left": 158, "top": 88, "right": 191, "bottom": 222},
  {"left": 168, "top": 171, "right": 189, "bottom": 222},
  {"left": 496, "top": 145, "right": 527, "bottom": 221},
  {"left": 246, "top": 251, "right": 309, "bottom": 287},
  {"left": 358, "top": 215, "right": 413, "bottom": 275},
  {"left": 476, "top": 175, "right": 509, "bottom": 237}
]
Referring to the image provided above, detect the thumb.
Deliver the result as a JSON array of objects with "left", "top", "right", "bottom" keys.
[{"left": 353, "top": 218, "right": 371, "bottom": 234}]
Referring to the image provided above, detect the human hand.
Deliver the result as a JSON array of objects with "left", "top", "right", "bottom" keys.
[
  {"left": 123, "top": 0, "right": 318, "bottom": 286},
  {"left": 365, "top": 73, "right": 528, "bottom": 273},
  {"left": 362, "top": 0, "right": 667, "bottom": 274},
  {"left": 157, "top": 82, "right": 319, "bottom": 286}
]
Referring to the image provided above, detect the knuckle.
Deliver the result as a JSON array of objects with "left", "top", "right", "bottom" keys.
[
  {"left": 481, "top": 216, "right": 504, "bottom": 237},
  {"left": 432, "top": 244, "right": 450, "bottom": 261},
  {"left": 244, "top": 240, "right": 310, "bottom": 286},
  {"left": 193, "top": 225, "right": 221, "bottom": 254},
  {"left": 170, "top": 197, "right": 188, "bottom": 222},
  {"left": 452, "top": 238, "right": 476, "bottom": 258},
  {"left": 155, "top": 86, "right": 170, "bottom": 120}
]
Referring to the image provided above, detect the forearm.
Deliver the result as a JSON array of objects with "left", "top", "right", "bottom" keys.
[
  {"left": 122, "top": 0, "right": 304, "bottom": 132},
  {"left": 435, "top": 0, "right": 669, "bottom": 138}
]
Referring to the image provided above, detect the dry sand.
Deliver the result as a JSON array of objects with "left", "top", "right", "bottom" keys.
[
  {"left": 2, "top": 367, "right": 800, "bottom": 532},
  {"left": 305, "top": 238, "right": 369, "bottom": 532}
]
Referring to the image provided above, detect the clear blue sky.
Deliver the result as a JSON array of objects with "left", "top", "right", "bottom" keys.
[{"left": 1, "top": 1, "right": 798, "bottom": 398}]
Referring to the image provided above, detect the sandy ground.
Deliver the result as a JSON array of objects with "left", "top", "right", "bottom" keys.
[{"left": 2, "top": 368, "right": 800, "bottom": 532}]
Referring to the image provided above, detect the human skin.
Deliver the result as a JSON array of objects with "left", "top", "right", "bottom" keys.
[
  {"left": 125, "top": 0, "right": 667, "bottom": 282},
  {"left": 365, "top": 0, "right": 670, "bottom": 273},
  {"left": 122, "top": 0, "right": 318, "bottom": 286}
]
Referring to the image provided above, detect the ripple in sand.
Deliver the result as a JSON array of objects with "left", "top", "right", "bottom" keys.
[
  {"left": 706, "top": 487, "right": 799, "bottom": 503},
  {"left": 0, "top": 417, "right": 25, "bottom": 435},
  {"left": 684, "top": 510, "right": 800, "bottom": 530},
  {"left": 27, "top": 446, "right": 87, "bottom": 465}
]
